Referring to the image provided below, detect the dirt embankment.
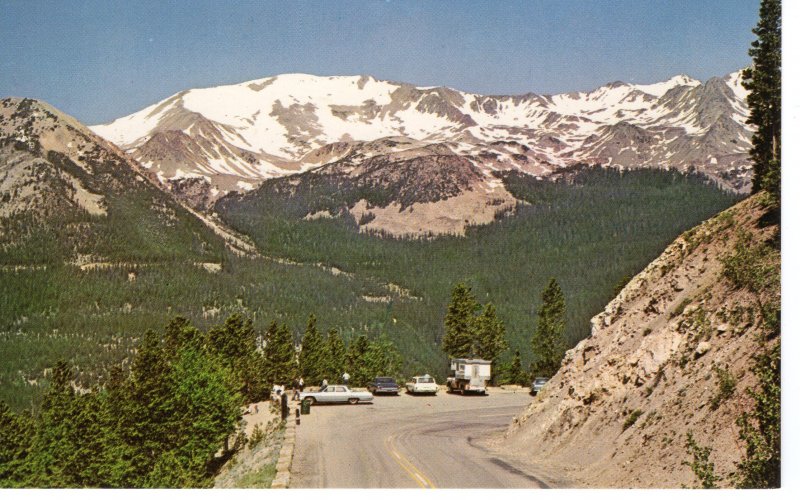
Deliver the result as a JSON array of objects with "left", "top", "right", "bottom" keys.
[{"left": 493, "top": 194, "right": 779, "bottom": 488}]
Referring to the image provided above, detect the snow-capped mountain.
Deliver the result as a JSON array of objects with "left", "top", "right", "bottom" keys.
[{"left": 91, "top": 70, "right": 752, "bottom": 208}]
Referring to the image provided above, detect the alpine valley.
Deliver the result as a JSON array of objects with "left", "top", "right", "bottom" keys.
[{"left": 1, "top": 71, "right": 747, "bottom": 408}]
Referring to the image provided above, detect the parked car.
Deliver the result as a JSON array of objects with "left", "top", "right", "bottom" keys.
[
  {"left": 366, "top": 377, "right": 401, "bottom": 395},
  {"left": 406, "top": 375, "right": 438, "bottom": 395},
  {"left": 299, "top": 385, "right": 374, "bottom": 405},
  {"left": 531, "top": 377, "right": 549, "bottom": 395}
]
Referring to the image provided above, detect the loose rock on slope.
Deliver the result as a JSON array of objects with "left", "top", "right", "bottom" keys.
[{"left": 493, "top": 194, "right": 779, "bottom": 488}]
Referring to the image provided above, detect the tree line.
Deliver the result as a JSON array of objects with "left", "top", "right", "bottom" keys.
[
  {"left": 441, "top": 278, "right": 568, "bottom": 385},
  {"left": 0, "top": 313, "right": 403, "bottom": 487},
  {"left": 296, "top": 314, "right": 403, "bottom": 387}
]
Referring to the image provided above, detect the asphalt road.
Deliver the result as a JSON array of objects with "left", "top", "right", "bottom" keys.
[{"left": 289, "top": 388, "right": 549, "bottom": 488}]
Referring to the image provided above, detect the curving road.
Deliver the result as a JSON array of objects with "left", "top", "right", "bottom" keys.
[{"left": 289, "top": 388, "right": 552, "bottom": 488}]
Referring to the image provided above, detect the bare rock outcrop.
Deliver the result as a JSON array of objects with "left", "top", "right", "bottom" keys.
[{"left": 494, "top": 194, "right": 779, "bottom": 487}]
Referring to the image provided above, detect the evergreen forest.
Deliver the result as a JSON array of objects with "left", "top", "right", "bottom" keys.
[{"left": 0, "top": 167, "right": 741, "bottom": 410}]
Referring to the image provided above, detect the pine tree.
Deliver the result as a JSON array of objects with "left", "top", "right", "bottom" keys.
[
  {"left": 298, "top": 314, "right": 326, "bottom": 384},
  {"left": 146, "top": 346, "right": 241, "bottom": 487},
  {"left": 206, "top": 313, "right": 255, "bottom": 362},
  {"left": 531, "top": 278, "right": 568, "bottom": 377},
  {"left": 346, "top": 334, "right": 371, "bottom": 387},
  {"left": 64, "top": 390, "right": 133, "bottom": 487},
  {"left": 0, "top": 401, "right": 33, "bottom": 486},
  {"left": 265, "top": 321, "right": 297, "bottom": 385},
  {"left": 742, "top": 0, "right": 781, "bottom": 202},
  {"left": 508, "top": 350, "right": 527, "bottom": 386},
  {"left": 163, "top": 316, "right": 202, "bottom": 354},
  {"left": 325, "top": 328, "right": 346, "bottom": 381},
  {"left": 363, "top": 334, "right": 403, "bottom": 381},
  {"left": 124, "top": 329, "right": 173, "bottom": 481},
  {"left": 475, "top": 303, "right": 508, "bottom": 381},
  {"left": 27, "top": 361, "right": 78, "bottom": 487},
  {"left": 206, "top": 314, "right": 266, "bottom": 403},
  {"left": 442, "top": 283, "right": 481, "bottom": 358}
]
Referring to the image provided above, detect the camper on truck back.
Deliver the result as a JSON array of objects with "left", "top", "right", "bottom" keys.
[{"left": 446, "top": 358, "right": 491, "bottom": 394}]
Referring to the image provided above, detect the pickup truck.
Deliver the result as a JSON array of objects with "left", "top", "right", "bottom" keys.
[
  {"left": 446, "top": 358, "right": 491, "bottom": 395},
  {"left": 299, "top": 385, "right": 374, "bottom": 405}
]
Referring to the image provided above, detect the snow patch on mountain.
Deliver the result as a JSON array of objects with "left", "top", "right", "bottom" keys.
[{"left": 91, "top": 70, "right": 753, "bottom": 203}]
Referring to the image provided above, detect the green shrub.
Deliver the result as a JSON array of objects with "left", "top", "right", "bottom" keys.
[
  {"left": 721, "top": 232, "right": 779, "bottom": 294},
  {"left": 623, "top": 409, "right": 644, "bottom": 430},
  {"left": 683, "top": 432, "right": 720, "bottom": 488},
  {"left": 710, "top": 366, "right": 737, "bottom": 410}
]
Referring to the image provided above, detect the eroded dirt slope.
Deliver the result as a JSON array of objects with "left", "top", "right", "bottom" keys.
[{"left": 494, "top": 194, "right": 779, "bottom": 488}]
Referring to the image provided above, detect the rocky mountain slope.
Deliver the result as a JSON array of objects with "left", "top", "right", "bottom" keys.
[
  {"left": 91, "top": 71, "right": 753, "bottom": 214},
  {"left": 0, "top": 97, "right": 229, "bottom": 264},
  {"left": 215, "top": 136, "right": 518, "bottom": 236},
  {"left": 492, "top": 194, "right": 779, "bottom": 487}
]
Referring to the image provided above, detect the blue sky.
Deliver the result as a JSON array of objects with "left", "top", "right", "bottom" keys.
[{"left": 1, "top": 0, "right": 760, "bottom": 124}]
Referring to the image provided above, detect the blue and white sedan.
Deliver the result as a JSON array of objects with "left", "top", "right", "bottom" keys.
[{"left": 299, "top": 385, "right": 374, "bottom": 405}]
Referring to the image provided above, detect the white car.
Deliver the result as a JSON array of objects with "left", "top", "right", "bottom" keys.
[
  {"left": 299, "top": 385, "right": 374, "bottom": 405},
  {"left": 406, "top": 375, "right": 439, "bottom": 395}
]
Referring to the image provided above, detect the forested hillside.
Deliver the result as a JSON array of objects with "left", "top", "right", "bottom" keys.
[
  {"left": 0, "top": 98, "right": 742, "bottom": 412},
  {"left": 2, "top": 166, "right": 739, "bottom": 410},
  {"left": 218, "top": 166, "right": 740, "bottom": 369}
]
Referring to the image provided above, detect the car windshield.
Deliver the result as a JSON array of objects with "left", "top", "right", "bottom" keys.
[
  {"left": 376, "top": 378, "right": 395, "bottom": 383},
  {"left": 417, "top": 377, "right": 434, "bottom": 383}
]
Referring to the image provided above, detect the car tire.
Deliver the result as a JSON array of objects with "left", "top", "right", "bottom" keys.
[
  {"left": 348, "top": 398, "right": 358, "bottom": 405},
  {"left": 304, "top": 396, "right": 316, "bottom": 405}
]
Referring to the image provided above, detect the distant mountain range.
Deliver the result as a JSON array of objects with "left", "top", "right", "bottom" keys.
[{"left": 91, "top": 71, "right": 753, "bottom": 212}]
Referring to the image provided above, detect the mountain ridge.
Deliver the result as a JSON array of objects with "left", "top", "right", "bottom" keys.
[
  {"left": 90, "top": 70, "right": 753, "bottom": 212},
  {"left": 0, "top": 97, "right": 229, "bottom": 264}
]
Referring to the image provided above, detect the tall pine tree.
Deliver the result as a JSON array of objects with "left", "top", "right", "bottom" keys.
[
  {"left": 363, "top": 334, "right": 403, "bottom": 381},
  {"left": 442, "top": 283, "right": 481, "bottom": 358},
  {"left": 265, "top": 321, "right": 297, "bottom": 385},
  {"left": 476, "top": 303, "right": 508, "bottom": 357},
  {"left": 507, "top": 350, "right": 527, "bottom": 386},
  {"left": 298, "top": 315, "right": 327, "bottom": 384},
  {"left": 325, "top": 328, "right": 346, "bottom": 381},
  {"left": 0, "top": 401, "right": 33, "bottom": 486},
  {"left": 531, "top": 278, "right": 568, "bottom": 377},
  {"left": 346, "top": 334, "right": 371, "bottom": 387},
  {"left": 475, "top": 303, "right": 508, "bottom": 381},
  {"left": 742, "top": 0, "right": 781, "bottom": 202}
]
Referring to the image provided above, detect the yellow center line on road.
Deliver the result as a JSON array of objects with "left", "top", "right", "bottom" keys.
[{"left": 385, "top": 434, "right": 437, "bottom": 488}]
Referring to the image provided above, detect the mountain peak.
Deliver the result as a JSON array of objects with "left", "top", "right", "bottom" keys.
[
  {"left": 0, "top": 98, "right": 233, "bottom": 263},
  {"left": 88, "top": 68, "right": 753, "bottom": 204}
]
